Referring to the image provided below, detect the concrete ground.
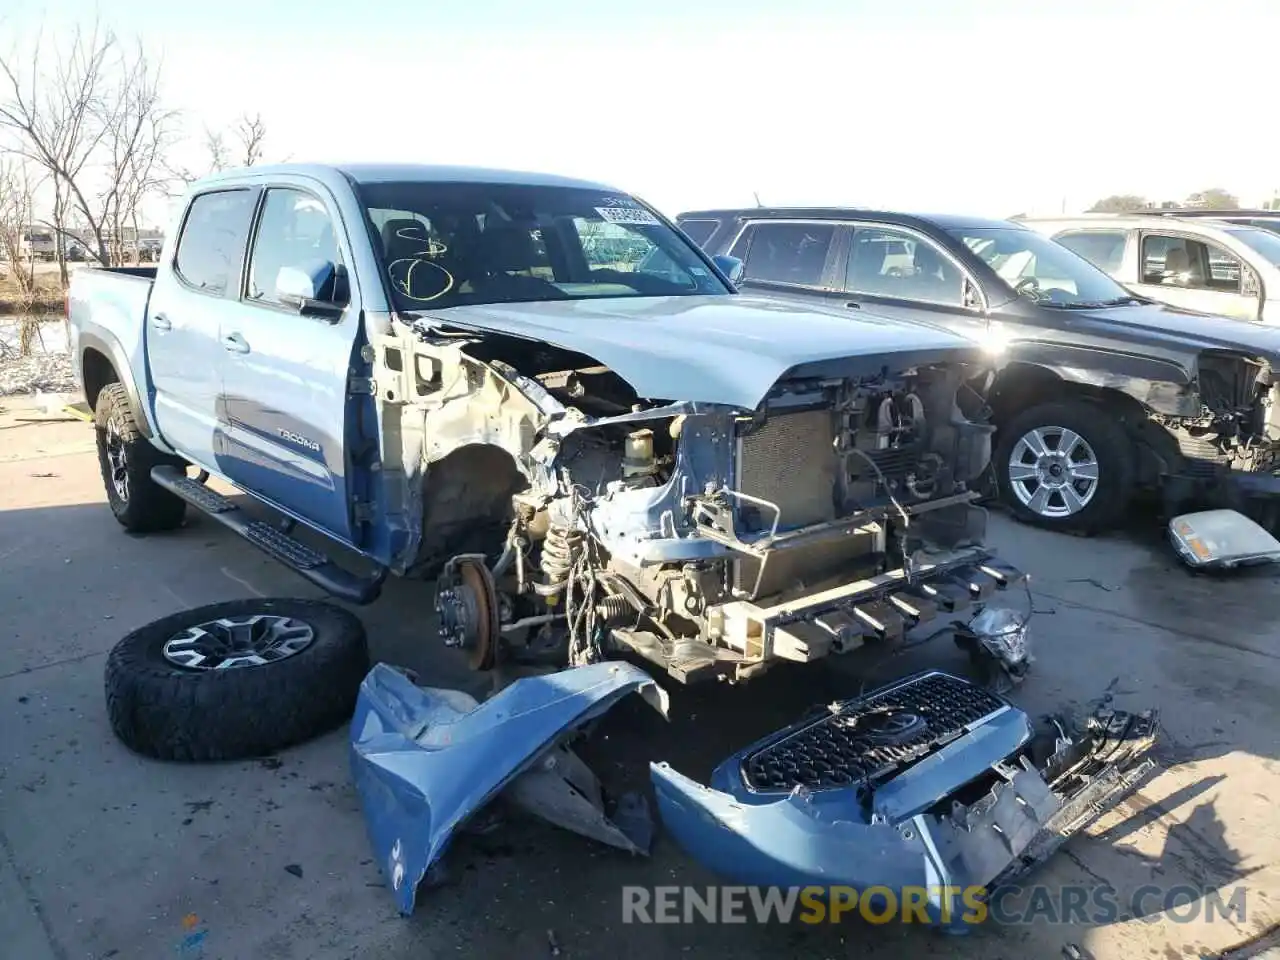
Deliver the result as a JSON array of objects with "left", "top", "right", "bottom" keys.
[{"left": 1, "top": 400, "right": 1278, "bottom": 960}]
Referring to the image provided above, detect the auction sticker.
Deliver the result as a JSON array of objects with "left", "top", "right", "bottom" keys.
[{"left": 596, "top": 205, "right": 660, "bottom": 225}]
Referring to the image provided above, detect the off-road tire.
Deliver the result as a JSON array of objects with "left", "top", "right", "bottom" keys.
[
  {"left": 105, "top": 598, "right": 370, "bottom": 762},
  {"left": 995, "top": 399, "right": 1135, "bottom": 535},
  {"left": 94, "top": 382, "right": 187, "bottom": 533}
]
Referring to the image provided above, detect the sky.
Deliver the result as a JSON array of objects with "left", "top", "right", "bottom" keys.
[{"left": 4, "top": 0, "right": 1278, "bottom": 226}]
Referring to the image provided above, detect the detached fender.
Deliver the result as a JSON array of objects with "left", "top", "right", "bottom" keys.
[{"left": 350, "top": 661, "right": 668, "bottom": 915}]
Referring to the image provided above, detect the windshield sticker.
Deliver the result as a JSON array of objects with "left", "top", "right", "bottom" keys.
[{"left": 596, "top": 205, "right": 660, "bottom": 226}]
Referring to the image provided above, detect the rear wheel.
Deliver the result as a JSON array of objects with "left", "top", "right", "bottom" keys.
[
  {"left": 94, "top": 382, "right": 187, "bottom": 532},
  {"left": 995, "top": 399, "right": 1134, "bottom": 534}
]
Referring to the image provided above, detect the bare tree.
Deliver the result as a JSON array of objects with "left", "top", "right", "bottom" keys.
[
  {"left": 236, "top": 112, "right": 266, "bottom": 167},
  {"left": 194, "top": 112, "right": 268, "bottom": 179},
  {"left": 0, "top": 22, "right": 176, "bottom": 270},
  {"left": 0, "top": 153, "right": 42, "bottom": 353},
  {"left": 0, "top": 22, "right": 119, "bottom": 268},
  {"left": 203, "top": 126, "right": 229, "bottom": 173},
  {"left": 95, "top": 43, "right": 178, "bottom": 264}
]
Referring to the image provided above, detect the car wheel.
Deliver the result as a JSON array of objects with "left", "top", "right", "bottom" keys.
[
  {"left": 995, "top": 399, "right": 1134, "bottom": 534},
  {"left": 105, "top": 598, "right": 370, "bottom": 762},
  {"left": 94, "top": 382, "right": 187, "bottom": 533}
]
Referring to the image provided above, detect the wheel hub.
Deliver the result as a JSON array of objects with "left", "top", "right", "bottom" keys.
[
  {"left": 1007, "top": 425, "right": 1100, "bottom": 518},
  {"left": 105, "top": 417, "right": 129, "bottom": 501},
  {"left": 162, "top": 615, "right": 316, "bottom": 670},
  {"left": 435, "top": 556, "right": 499, "bottom": 670}
]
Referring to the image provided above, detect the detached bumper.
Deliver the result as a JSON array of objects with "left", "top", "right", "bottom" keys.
[{"left": 651, "top": 671, "right": 1158, "bottom": 927}]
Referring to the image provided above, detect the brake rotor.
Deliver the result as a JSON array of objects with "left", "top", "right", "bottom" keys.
[{"left": 457, "top": 558, "right": 499, "bottom": 671}]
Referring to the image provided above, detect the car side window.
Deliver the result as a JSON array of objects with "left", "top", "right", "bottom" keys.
[
  {"left": 844, "top": 226, "right": 964, "bottom": 305},
  {"left": 1140, "top": 234, "right": 1241, "bottom": 293},
  {"left": 676, "top": 218, "right": 719, "bottom": 248},
  {"left": 1055, "top": 230, "right": 1127, "bottom": 273},
  {"left": 173, "top": 189, "right": 258, "bottom": 295},
  {"left": 248, "top": 188, "right": 344, "bottom": 306},
  {"left": 732, "top": 222, "right": 834, "bottom": 286}
]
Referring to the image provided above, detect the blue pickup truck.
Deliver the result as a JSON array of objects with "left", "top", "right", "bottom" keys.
[{"left": 68, "top": 164, "right": 1156, "bottom": 920}]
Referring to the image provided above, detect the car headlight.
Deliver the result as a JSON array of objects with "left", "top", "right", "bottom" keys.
[
  {"left": 969, "top": 606, "right": 1030, "bottom": 666},
  {"left": 1168, "top": 509, "right": 1280, "bottom": 569}
]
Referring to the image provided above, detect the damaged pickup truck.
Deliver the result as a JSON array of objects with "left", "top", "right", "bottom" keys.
[
  {"left": 70, "top": 164, "right": 1156, "bottom": 922},
  {"left": 69, "top": 163, "right": 1026, "bottom": 684}
]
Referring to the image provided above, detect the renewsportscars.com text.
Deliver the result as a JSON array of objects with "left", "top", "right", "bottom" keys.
[{"left": 621, "top": 884, "right": 1248, "bottom": 926}]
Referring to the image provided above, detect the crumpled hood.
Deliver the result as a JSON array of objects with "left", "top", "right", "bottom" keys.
[
  {"left": 1057, "top": 302, "right": 1280, "bottom": 365},
  {"left": 411, "top": 294, "right": 981, "bottom": 409},
  {"left": 350, "top": 661, "right": 668, "bottom": 914}
]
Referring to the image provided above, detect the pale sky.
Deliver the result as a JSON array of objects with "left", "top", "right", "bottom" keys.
[{"left": 5, "top": 0, "right": 1278, "bottom": 224}]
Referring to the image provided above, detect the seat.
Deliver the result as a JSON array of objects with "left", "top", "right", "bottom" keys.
[{"left": 1162, "top": 247, "right": 1197, "bottom": 285}]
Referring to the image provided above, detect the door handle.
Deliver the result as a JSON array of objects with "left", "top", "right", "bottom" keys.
[
  {"left": 845, "top": 301, "right": 862, "bottom": 310},
  {"left": 222, "top": 332, "right": 250, "bottom": 354},
  {"left": 151, "top": 314, "right": 172, "bottom": 331}
]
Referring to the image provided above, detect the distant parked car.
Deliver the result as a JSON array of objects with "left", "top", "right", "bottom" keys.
[
  {"left": 1022, "top": 215, "right": 1280, "bottom": 324},
  {"left": 683, "top": 206, "right": 1280, "bottom": 534},
  {"left": 1143, "top": 208, "right": 1280, "bottom": 238}
]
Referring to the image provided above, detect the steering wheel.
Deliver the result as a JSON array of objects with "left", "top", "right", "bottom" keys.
[{"left": 1013, "top": 276, "right": 1042, "bottom": 297}]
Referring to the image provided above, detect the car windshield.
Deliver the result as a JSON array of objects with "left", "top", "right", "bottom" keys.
[
  {"left": 1226, "top": 227, "right": 1280, "bottom": 267},
  {"left": 356, "top": 181, "right": 730, "bottom": 311},
  {"left": 948, "top": 226, "right": 1136, "bottom": 307}
]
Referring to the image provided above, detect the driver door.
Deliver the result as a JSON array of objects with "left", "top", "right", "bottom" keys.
[{"left": 218, "top": 181, "right": 365, "bottom": 544}]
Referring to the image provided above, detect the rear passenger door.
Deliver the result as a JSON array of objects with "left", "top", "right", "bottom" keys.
[
  {"left": 1129, "top": 231, "right": 1262, "bottom": 321},
  {"left": 835, "top": 222, "right": 988, "bottom": 341},
  {"left": 218, "top": 181, "right": 364, "bottom": 544},
  {"left": 148, "top": 187, "right": 260, "bottom": 470}
]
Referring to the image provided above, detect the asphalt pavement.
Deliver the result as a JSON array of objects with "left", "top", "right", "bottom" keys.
[{"left": 1, "top": 399, "right": 1278, "bottom": 960}]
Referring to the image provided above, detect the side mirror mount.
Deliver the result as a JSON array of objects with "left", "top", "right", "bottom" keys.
[
  {"left": 712, "top": 254, "right": 744, "bottom": 285},
  {"left": 275, "top": 260, "right": 348, "bottom": 320}
]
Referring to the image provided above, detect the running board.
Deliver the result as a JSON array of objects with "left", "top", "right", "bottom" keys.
[{"left": 151, "top": 465, "right": 387, "bottom": 605}]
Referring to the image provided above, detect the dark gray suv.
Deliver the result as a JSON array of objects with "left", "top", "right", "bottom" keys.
[{"left": 683, "top": 207, "right": 1280, "bottom": 534}]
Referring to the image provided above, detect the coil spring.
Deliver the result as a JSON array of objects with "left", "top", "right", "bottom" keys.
[
  {"left": 537, "top": 523, "right": 582, "bottom": 596},
  {"left": 595, "top": 594, "right": 634, "bottom": 627}
]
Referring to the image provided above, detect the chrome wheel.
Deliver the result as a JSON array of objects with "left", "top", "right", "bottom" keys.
[
  {"left": 1007, "top": 425, "right": 1099, "bottom": 518},
  {"left": 104, "top": 416, "right": 129, "bottom": 502},
  {"left": 162, "top": 615, "right": 316, "bottom": 670}
]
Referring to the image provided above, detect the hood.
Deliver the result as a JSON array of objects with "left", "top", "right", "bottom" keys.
[
  {"left": 1048, "top": 302, "right": 1280, "bottom": 364},
  {"left": 350, "top": 661, "right": 668, "bottom": 915},
  {"left": 411, "top": 294, "right": 980, "bottom": 409}
]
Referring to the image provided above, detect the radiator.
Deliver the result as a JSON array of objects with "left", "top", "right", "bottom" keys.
[{"left": 736, "top": 409, "right": 838, "bottom": 530}]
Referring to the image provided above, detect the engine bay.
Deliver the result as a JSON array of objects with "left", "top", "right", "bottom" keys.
[{"left": 429, "top": 349, "right": 1024, "bottom": 683}]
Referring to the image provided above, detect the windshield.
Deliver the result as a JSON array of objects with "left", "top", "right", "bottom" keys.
[
  {"left": 1226, "top": 227, "right": 1280, "bottom": 267},
  {"left": 356, "top": 181, "right": 730, "bottom": 311},
  {"left": 947, "top": 226, "right": 1135, "bottom": 307}
]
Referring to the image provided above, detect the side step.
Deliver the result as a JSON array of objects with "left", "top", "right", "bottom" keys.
[{"left": 151, "top": 465, "right": 387, "bottom": 605}]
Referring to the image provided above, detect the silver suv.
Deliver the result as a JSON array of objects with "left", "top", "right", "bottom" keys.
[{"left": 1023, "top": 215, "right": 1280, "bottom": 324}]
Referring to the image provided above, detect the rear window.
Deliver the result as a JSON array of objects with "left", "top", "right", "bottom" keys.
[
  {"left": 174, "top": 189, "right": 258, "bottom": 295},
  {"left": 730, "top": 222, "right": 835, "bottom": 286},
  {"left": 1055, "top": 230, "right": 1128, "bottom": 273}
]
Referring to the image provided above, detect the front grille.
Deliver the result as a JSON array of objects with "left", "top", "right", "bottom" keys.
[
  {"left": 737, "top": 410, "right": 838, "bottom": 530},
  {"left": 740, "top": 672, "right": 1004, "bottom": 793}
]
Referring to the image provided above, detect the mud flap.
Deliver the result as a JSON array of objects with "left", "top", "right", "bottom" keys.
[{"left": 350, "top": 661, "right": 668, "bottom": 914}]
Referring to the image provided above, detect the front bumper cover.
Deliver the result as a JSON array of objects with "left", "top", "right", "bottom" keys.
[{"left": 651, "top": 671, "right": 1158, "bottom": 927}]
